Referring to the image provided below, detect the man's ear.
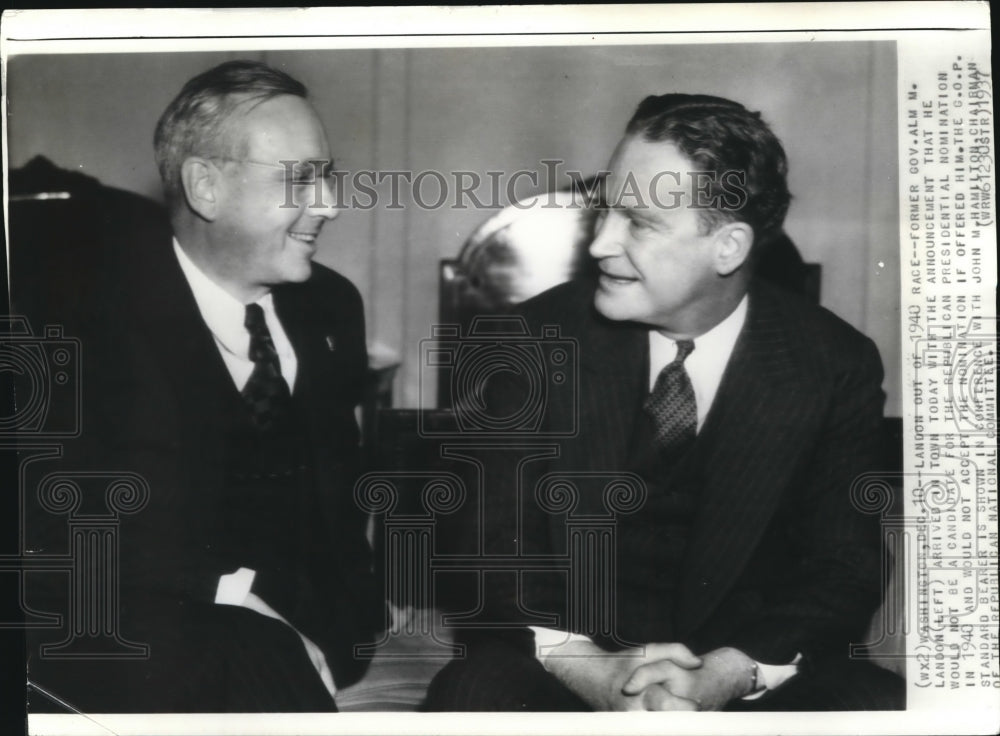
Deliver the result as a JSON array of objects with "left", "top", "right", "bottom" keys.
[
  {"left": 712, "top": 222, "right": 754, "bottom": 276},
  {"left": 180, "top": 157, "right": 222, "bottom": 221}
]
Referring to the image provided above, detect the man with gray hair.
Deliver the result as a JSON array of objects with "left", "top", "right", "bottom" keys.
[{"left": 28, "top": 60, "right": 381, "bottom": 712}]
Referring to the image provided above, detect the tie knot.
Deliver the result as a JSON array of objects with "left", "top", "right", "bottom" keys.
[
  {"left": 674, "top": 339, "right": 695, "bottom": 365},
  {"left": 244, "top": 303, "right": 267, "bottom": 337}
]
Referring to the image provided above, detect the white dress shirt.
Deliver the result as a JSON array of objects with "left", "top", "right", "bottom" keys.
[
  {"left": 173, "top": 239, "right": 298, "bottom": 393},
  {"left": 533, "top": 294, "right": 799, "bottom": 697},
  {"left": 647, "top": 294, "right": 747, "bottom": 430},
  {"left": 173, "top": 239, "right": 335, "bottom": 698}
]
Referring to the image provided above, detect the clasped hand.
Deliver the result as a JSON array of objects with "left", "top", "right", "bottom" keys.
[
  {"left": 619, "top": 644, "right": 755, "bottom": 711},
  {"left": 545, "top": 640, "right": 755, "bottom": 711}
]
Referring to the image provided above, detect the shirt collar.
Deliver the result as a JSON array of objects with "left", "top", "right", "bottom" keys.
[
  {"left": 173, "top": 238, "right": 273, "bottom": 359},
  {"left": 649, "top": 293, "right": 749, "bottom": 388},
  {"left": 689, "top": 292, "right": 748, "bottom": 371}
]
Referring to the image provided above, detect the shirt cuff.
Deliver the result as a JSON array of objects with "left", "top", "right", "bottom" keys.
[
  {"left": 742, "top": 654, "right": 802, "bottom": 700},
  {"left": 529, "top": 627, "right": 593, "bottom": 663},
  {"left": 214, "top": 567, "right": 256, "bottom": 606}
]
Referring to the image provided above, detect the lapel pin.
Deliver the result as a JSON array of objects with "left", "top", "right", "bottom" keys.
[{"left": 325, "top": 336, "right": 337, "bottom": 352}]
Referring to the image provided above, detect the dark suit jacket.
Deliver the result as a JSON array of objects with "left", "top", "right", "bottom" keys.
[
  {"left": 26, "top": 228, "right": 382, "bottom": 689},
  {"left": 480, "top": 277, "right": 885, "bottom": 670}
]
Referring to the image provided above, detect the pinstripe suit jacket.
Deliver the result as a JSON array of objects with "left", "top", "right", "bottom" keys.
[{"left": 482, "top": 277, "right": 886, "bottom": 668}]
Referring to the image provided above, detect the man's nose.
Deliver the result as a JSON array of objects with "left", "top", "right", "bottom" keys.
[
  {"left": 311, "top": 177, "right": 339, "bottom": 220},
  {"left": 589, "top": 212, "right": 624, "bottom": 258}
]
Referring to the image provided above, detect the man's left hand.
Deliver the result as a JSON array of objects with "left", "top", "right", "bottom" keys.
[{"left": 621, "top": 645, "right": 757, "bottom": 711}]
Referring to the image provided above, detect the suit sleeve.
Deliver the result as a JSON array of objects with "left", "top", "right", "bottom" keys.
[
  {"left": 461, "top": 299, "right": 576, "bottom": 656},
  {"left": 722, "top": 335, "right": 887, "bottom": 666}
]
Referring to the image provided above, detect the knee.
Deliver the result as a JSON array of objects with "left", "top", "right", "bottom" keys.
[
  {"left": 423, "top": 638, "right": 587, "bottom": 711},
  {"left": 424, "top": 643, "right": 531, "bottom": 711}
]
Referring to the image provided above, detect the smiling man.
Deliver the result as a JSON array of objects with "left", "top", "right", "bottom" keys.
[
  {"left": 27, "top": 61, "right": 381, "bottom": 712},
  {"left": 426, "top": 93, "right": 903, "bottom": 711}
]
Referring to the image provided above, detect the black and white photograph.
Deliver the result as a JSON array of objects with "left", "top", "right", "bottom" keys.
[{"left": 1, "top": 5, "right": 995, "bottom": 735}]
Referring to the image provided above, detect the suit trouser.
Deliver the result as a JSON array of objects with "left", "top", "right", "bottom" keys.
[
  {"left": 27, "top": 596, "right": 336, "bottom": 713},
  {"left": 423, "top": 635, "right": 906, "bottom": 711}
]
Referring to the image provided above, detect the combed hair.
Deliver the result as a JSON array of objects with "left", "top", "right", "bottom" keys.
[
  {"left": 625, "top": 93, "right": 791, "bottom": 243},
  {"left": 153, "top": 60, "right": 307, "bottom": 206}
]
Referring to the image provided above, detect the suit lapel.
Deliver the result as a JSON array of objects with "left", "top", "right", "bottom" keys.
[
  {"left": 673, "top": 285, "right": 824, "bottom": 639},
  {"left": 131, "top": 246, "right": 354, "bottom": 458},
  {"left": 126, "top": 237, "right": 239, "bottom": 447},
  {"left": 272, "top": 282, "right": 351, "bottom": 451},
  {"left": 272, "top": 285, "right": 310, "bottom": 397},
  {"left": 571, "top": 311, "right": 648, "bottom": 474}
]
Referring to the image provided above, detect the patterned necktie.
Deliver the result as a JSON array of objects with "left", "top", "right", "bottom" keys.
[
  {"left": 242, "top": 303, "right": 291, "bottom": 432},
  {"left": 643, "top": 339, "right": 696, "bottom": 453}
]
